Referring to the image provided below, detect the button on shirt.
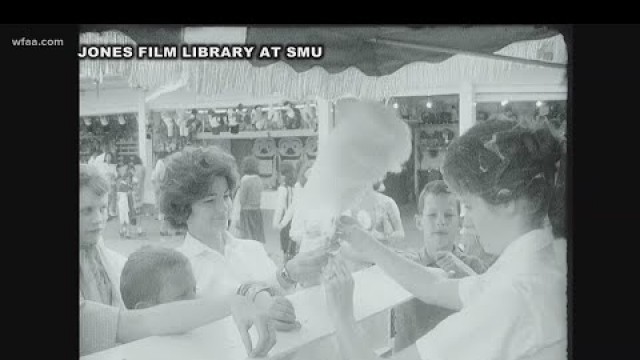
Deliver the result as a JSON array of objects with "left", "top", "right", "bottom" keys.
[
  {"left": 176, "top": 232, "right": 279, "bottom": 298},
  {"left": 415, "top": 229, "right": 567, "bottom": 360}
]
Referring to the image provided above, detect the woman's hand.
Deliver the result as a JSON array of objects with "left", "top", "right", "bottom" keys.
[
  {"left": 254, "top": 293, "right": 301, "bottom": 332},
  {"left": 286, "top": 247, "right": 330, "bottom": 284},
  {"left": 336, "top": 217, "right": 381, "bottom": 262},
  {"left": 323, "top": 256, "right": 356, "bottom": 325},
  {"left": 230, "top": 295, "right": 277, "bottom": 358}
]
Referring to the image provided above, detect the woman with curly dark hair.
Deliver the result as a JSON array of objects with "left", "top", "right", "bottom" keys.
[{"left": 157, "top": 146, "right": 331, "bottom": 333}]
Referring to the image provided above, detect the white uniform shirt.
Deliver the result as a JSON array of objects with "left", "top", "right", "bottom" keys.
[
  {"left": 416, "top": 229, "right": 567, "bottom": 360},
  {"left": 176, "top": 232, "right": 279, "bottom": 298}
]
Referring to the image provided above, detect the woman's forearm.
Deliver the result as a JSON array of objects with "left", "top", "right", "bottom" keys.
[
  {"left": 387, "top": 230, "right": 405, "bottom": 243},
  {"left": 369, "top": 242, "right": 462, "bottom": 310},
  {"left": 117, "top": 294, "right": 233, "bottom": 343}
]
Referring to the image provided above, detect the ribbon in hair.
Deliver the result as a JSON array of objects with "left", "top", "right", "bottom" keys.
[{"left": 483, "top": 133, "right": 506, "bottom": 161}]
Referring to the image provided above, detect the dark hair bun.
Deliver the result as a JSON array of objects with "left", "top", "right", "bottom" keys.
[
  {"left": 531, "top": 127, "right": 563, "bottom": 164},
  {"left": 494, "top": 126, "right": 561, "bottom": 166}
]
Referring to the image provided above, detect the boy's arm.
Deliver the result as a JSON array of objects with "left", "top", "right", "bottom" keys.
[{"left": 80, "top": 299, "right": 120, "bottom": 356}]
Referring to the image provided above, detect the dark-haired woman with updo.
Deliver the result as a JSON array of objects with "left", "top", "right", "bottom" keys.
[{"left": 324, "top": 119, "right": 567, "bottom": 360}]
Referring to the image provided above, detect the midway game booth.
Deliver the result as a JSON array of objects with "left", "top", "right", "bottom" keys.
[{"left": 79, "top": 25, "right": 568, "bottom": 360}]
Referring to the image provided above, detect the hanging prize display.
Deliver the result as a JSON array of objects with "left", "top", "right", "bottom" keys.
[
  {"left": 278, "top": 138, "right": 304, "bottom": 158},
  {"left": 304, "top": 137, "right": 318, "bottom": 158},
  {"left": 252, "top": 138, "right": 277, "bottom": 180}
]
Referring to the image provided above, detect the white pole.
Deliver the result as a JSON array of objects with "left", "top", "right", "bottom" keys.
[
  {"left": 459, "top": 82, "right": 476, "bottom": 136},
  {"left": 316, "top": 97, "right": 332, "bottom": 151}
]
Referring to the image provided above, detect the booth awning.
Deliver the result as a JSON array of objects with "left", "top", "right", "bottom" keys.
[
  {"left": 79, "top": 25, "right": 567, "bottom": 101},
  {"left": 79, "top": 25, "right": 564, "bottom": 76}
]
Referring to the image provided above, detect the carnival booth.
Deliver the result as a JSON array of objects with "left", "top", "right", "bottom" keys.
[{"left": 79, "top": 25, "right": 568, "bottom": 360}]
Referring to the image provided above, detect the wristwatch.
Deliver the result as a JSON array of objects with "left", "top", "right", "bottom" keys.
[{"left": 279, "top": 262, "right": 297, "bottom": 286}]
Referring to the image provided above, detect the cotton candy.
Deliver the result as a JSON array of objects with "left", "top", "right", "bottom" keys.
[{"left": 295, "top": 100, "right": 412, "bottom": 253}]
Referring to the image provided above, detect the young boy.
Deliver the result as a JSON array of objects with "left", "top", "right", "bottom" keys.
[
  {"left": 391, "top": 180, "right": 491, "bottom": 353},
  {"left": 120, "top": 246, "right": 197, "bottom": 310},
  {"left": 396, "top": 180, "right": 487, "bottom": 276}
]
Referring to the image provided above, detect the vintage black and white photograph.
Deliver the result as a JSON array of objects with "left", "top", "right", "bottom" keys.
[{"left": 78, "top": 25, "right": 568, "bottom": 360}]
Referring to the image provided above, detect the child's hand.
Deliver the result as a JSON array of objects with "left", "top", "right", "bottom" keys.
[
  {"left": 435, "top": 252, "right": 477, "bottom": 278},
  {"left": 323, "top": 256, "right": 355, "bottom": 324}
]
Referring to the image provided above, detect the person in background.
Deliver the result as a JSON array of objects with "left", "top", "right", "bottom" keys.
[
  {"left": 132, "top": 155, "right": 146, "bottom": 216},
  {"left": 234, "top": 155, "right": 266, "bottom": 243},
  {"left": 391, "top": 180, "right": 490, "bottom": 353},
  {"left": 102, "top": 151, "right": 119, "bottom": 220},
  {"left": 288, "top": 163, "right": 314, "bottom": 248},
  {"left": 127, "top": 156, "right": 145, "bottom": 238},
  {"left": 341, "top": 179, "right": 405, "bottom": 251},
  {"left": 116, "top": 170, "right": 132, "bottom": 239},
  {"left": 151, "top": 152, "right": 173, "bottom": 237},
  {"left": 272, "top": 162, "right": 298, "bottom": 261},
  {"left": 79, "top": 164, "right": 277, "bottom": 358},
  {"left": 372, "top": 179, "right": 405, "bottom": 245}
]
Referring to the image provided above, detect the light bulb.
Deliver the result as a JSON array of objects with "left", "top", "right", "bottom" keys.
[
  {"left": 501, "top": 100, "right": 509, "bottom": 106},
  {"left": 536, "top": 101, "right": 543, "bottom": 107},
  {"left": 392, "top": 103, "right": 399, "bottom": 109},
  {"left": 426, "top": 101, "right": 433, "bottom": 109}
]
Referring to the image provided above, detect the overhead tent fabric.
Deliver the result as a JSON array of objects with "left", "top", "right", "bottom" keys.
[{"left": 79, "top": 25, "right": 567, "bottom": 100}]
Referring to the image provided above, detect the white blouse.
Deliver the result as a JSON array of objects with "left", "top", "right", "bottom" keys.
[
  {"left": 415, "top": 229, "right": 567, "bottom": 360},
  {"left": 176, "top": 232, "right": 279, "bottom": 298}
]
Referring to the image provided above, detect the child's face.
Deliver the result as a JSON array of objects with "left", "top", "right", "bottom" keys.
[
  {"left": 416, "top": 194, "right": 461, "bottom": 256},
  {"left": 156, "top": 264, "right": 197, "bottom": 305}
]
